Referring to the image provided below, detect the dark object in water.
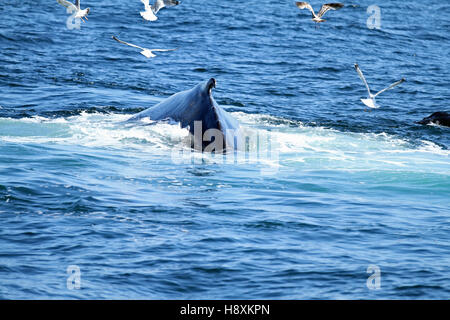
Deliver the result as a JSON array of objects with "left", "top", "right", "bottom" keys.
[
  {"left": 126, "top": 78, "right": 241, "bottom": 152},
  {"left": 417, "top": 112, "right": 450, "bottom": 127}
]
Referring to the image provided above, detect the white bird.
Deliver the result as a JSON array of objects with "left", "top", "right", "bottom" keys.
[
  {"left": 140, "top": 0, "right": 157, "bottom": 21},
  {"left": 112, "top": 36, "right": 177, "bottom": 58},
  {"left": 140, "top": 0, "right": 180, "bottom": 21},
  {"left": 354, "top": 63, "right": 406, "bottom": 109},
  {"left": 295, "top": 2, "right": 343, "bottom": 23},
  {"left": 57, "top": 0, "right": 90, "bottom": 22}
]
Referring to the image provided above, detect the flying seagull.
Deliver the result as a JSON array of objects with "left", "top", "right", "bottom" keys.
[
  {"left": 354, "top": 63, "right": 406, "bottom": 109},
  {"left": 140, "top": 0, "right": 157, "bottom": 21},
  {"left": 295, "top": 2, "right": 344, "bottom": 23},
  {"left": 56, "top": 0, "right": 90, "bottom": 22},
  {"left": 112, "top": 36, "right": 177, "bottom": 58},
  {"left": 140, "top": 0, "right": 180, "bottom": 21}
]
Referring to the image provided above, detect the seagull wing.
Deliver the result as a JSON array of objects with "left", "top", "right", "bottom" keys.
[
  {"left": 317, "top": 3, "right": 344, "bottom": 18},
  {"left": 354, "top": 64, "right": 372, "bottom": 96},
  {"left": 153, "top": 0, "right": 179, "bottom": 14},
  {"left": 56, "top": 0, "right": 77, "bottom": 12},
  {"left": 74, "top": 0, "right": 80, "bottom": 9},
  {"left": 152, "top": 0, "right": 165, "bottom": 14},
  {"left": 295, "top": 2, "right": 316, "bottom": 16},
  {"left": 374, "top": 78, "right": 405, "bottom": 97},
  {"left": 140, "top": 0, "right": 150, "bottom": 9},
  {"left": 112, "top": 36, "right": 145, "bottom": 51},
  {"left": 163, "top": 0, "right": 179, "bottom": 8},
  {"left": 149, "top": 48, "right": 177, "bottom": 52}
]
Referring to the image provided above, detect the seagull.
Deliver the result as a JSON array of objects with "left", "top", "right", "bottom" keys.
[
  {"left": 354, "top": 63, "right": 406, "bottom": 109},
  {"left": 112, "top": 36, "right": 177, "bottom": 58},
  {"left": 56, "top": 0, "right": 90, "bottom": 22},
  {"left": 295, "top": 2, "right": 343, "bottom": 23},
  {"left": 140, "top": 0, "right": 157, "bottom": 21},
  {"left": 140, "top": 0, "right": 180, "bottom": 21}
]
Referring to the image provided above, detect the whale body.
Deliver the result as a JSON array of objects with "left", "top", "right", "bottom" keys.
[{"left": 127, "top": 78, "right": 241, "bottom": 151}]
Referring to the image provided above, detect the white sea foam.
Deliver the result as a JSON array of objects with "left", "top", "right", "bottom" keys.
[{"left": 0, "top": 112, "right": 448, "bottom": 175}]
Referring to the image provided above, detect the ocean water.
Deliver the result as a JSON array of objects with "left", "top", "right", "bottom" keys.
[{"left": 0, "top": 0, "right": 449, "bottom": 299}]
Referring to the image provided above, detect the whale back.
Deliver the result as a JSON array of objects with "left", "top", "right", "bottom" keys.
[{"left": 126, "top": 78, "right": 241, "bottom": 151}]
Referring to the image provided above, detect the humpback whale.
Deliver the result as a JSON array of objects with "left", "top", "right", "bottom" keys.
[
  {"left": 127, "top": 78, "right": 241, "bottom": 152},
  {"left": 417, "top": 112, "right": 450, "bottom": 127}
]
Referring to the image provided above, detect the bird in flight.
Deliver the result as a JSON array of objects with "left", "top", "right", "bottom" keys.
[
  {"left": 57, "top": 0, "right": 90, "bottom": 22},
  {"left": 354, "top": 63, "right": 406, "bottom": 110},
  {"left": 112, "top": 36, "right": 177, "bottom": 58},
  {"left": 140, "top": 0, "right": 180, "bottom": 21},
  {"left": 295, "top": 2, "right": 343, "bottom": 23}
]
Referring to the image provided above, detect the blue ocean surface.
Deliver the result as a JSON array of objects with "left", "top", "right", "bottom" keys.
[{"left": 0, "top": 0, "right": 449, "bottom": 299}]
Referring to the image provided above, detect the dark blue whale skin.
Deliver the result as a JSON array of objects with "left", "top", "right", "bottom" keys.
[
  {"left": 417, "top": 112, "right": 450, "bottom": 127},
  {"left": 127, "top": 78, "right": 241, "bottom": 151}
]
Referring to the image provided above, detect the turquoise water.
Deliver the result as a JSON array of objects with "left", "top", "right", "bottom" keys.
[{"left": 0, "top": 0, "right": 449, "bottom": 299}]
